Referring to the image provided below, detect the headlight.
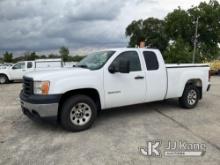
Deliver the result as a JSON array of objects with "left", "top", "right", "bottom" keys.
[{"left": 34, "top": 81, "right": 50, "bottom": 95}]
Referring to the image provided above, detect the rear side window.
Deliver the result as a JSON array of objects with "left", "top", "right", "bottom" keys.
[
  {"left": 112, "top": 51, "right": 141, "bottom": 72},
  {"left": 143, "top": 51, "right": 159, "bottom": 70}
]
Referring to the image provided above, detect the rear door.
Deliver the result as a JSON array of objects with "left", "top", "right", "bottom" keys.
[
  {"left": 141, "top": 50, "right": 167, "bottom": 102},
  {"left": 104, "top": 51, "right": 146, "bottom": 108}
]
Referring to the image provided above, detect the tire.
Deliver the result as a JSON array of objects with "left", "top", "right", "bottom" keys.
[
  {"left": 179, "top": 85, "right": 200, "bottom": 109},
  {"left": 0, "top": 74, "right": 8, "bottom": 84},
  {"left": 60, "top": 95, "right": 97, "bottom": 132}
]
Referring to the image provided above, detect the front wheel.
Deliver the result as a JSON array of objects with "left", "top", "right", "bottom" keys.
[
  {"left": 179, "top": 85, "right": 200, "bottom": 109},
  {"left": 60, "top": 95, "right": 97, "bottom": 132},
  {"left": 0, "top": 75, "right": 8, "bottom": 84}
]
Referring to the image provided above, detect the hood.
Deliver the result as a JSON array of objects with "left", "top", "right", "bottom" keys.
[{"left": 25, "top": 67, "right": 92, "bottom": 81}]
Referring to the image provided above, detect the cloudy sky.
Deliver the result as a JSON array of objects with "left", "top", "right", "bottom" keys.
[{"left": 0, "top": 0, "right": 209, "bottom": 56}]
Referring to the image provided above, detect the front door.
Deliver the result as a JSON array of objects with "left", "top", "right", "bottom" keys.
[
  {"left": 104, "top": 51, "right": 146, "bottom": 108},
  {"left": 10, "top": 62, "right": 26, "bottom": 80}
]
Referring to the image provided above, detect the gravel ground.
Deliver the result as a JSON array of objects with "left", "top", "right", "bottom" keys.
[{"left": 0, "top": 77, "right": 220, "bottom": 165}]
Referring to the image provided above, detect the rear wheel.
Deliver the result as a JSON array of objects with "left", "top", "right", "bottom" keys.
[
  {"left": 179, "top": 85, "right": 199, "bottom": 109},
  {"left": 60, "top": 95, "right": 97, "bottom": 132},
  {"left": 0, "top": 75, "right": 8, "bottom": 84}
]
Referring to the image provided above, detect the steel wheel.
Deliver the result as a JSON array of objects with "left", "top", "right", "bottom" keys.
[
  {"left": 0, "top": 75, "right": 7, "bottom": 84},
  {"left": 187, "top": 89, "right": 197, "bottom": 105},
  {"left": 70, "top": 103, "right": 92, "bottom": 126},
  {"left": 179, "top": 85, "right": 199, "bottom": 109}
]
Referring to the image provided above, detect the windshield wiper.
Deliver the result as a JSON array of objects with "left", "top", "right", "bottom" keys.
[{"left": 76, "top": 64, "right": 88, "bottom": 69}]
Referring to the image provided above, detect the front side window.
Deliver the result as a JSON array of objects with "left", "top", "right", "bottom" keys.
[
  {"left": 12, "top": 62, "right": 25, "bottom": 69},
  {"left": 77, "top": 51, "right": 115, "bottom": 70},
  {"left": 27, "top": 62, "right": 33, "bottom": 68},
  {"left": 111, "top": 51, "right": 141, "bottom": 72}
]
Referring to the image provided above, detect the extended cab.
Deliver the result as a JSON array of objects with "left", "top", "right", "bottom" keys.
[
  {"left": 0, "top": 59, "right": 63, "bottom": 84},
  {"left": 20, "top": 48, "right": 211, "bottom": 131}
]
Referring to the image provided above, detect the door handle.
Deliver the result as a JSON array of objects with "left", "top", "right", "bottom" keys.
[{"left": 134, "top": 76, "right": 144, "bottom": 80}]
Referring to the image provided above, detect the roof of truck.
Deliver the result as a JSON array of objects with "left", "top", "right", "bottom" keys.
[
  {"left": 35, "top": 58, "right": 62, "bottom": 62},
  {"left": 105, "top": 48, "right": 159, "bottom": 51}
]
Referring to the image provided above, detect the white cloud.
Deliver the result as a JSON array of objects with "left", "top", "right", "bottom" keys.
[{"left": 0, "top": 0, "right": 210, "bottom": 55}]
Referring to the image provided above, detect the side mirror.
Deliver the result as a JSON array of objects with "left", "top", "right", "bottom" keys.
[
  {"left": 108, "top": 65, "right": 116, "bottom": 73},
  {"left": 118, "top": 59, "right": 130, "bottom": 73}
]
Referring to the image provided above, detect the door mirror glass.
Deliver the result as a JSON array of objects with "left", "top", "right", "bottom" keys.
[{"left": 108, "top": 65, "right": 116, "bottom": 73}]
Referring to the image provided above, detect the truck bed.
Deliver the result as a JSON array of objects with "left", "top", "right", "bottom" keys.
[
  {"left": 165, "top": 64, "right": 210, "bottom": 99},
  {"left": 166, "top": 64, "right": 209, "bottom": 68}
]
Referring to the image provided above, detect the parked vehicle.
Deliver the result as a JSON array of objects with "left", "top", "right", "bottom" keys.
[
  {"left": 0, "top": 59, "right": 63, "bottom": 84},
  {"left": 20, "top": 48, "right": 211, "bottom": 131},
  {"left": 0, "top": 63, "right": 13, "bottom": 69}
]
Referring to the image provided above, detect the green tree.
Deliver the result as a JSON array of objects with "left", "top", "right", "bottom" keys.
[
  {"left": 48, "top": 54, "right": 60, "bottom": 59},
  {"left": 164, "top": 38, "right": 193, "bottom": 63},
  {"left": 164, "top": 0, "right": 220, "bottom": 61},
  {"left": 126, "top": 20, "right": 145, "bottom": 47},
  {"left": 24, "top": 52, "right": 39, "bottom": 61},
  {"left": 126, "top": 0, "right": 220, "bottom": 62},
  {"left": 126, "top": 18, "right": 168, "bottom": 52},
  {"left": 164, "top": 8, "right": 193, "bottom": 44},
  {"left": 188, "top": 0, "right": 220, "bottom": 61},
  {"left": 3, "top": 51, "right": 13, "bottom": 62},
  {"left": 59, "top": 46, "right": 69, "bottom": 62}
]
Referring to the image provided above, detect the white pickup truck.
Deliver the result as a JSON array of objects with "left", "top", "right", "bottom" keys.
[
  {"left": 20, "top": 48, "right": 211, "bottom": 131},
  {"left": 0, "top": 59, "right": 63, "bottom": 84}
]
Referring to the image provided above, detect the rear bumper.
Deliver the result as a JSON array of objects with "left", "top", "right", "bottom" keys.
[{"left": 20, "top": 91, "right": 61, "bottom": 122}]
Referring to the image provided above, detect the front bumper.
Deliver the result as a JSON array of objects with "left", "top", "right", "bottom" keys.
[{"left": 20, "top": 91, "right": 61, "bottom": 122}]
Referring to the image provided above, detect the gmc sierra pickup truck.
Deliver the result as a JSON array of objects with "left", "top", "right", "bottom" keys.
[{"left": 20, "top": 48, "right": 211, "bottom": 131}]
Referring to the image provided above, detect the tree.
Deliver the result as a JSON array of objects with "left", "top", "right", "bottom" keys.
[
  {"left": 188, "top": 0, "right": 220, "bottom": 61},
  {"left": 126, "top": 0, "right": 220, "bottom": 62},
  {"left": 24, "top": 52, "right": 39, "bottom": 61},
  {"left": 126, "top": 18, "right": 168, "bottom": 52},
  {"left": 48, "top": 54, "right": 60, "bottom": 59},
  {"left": 143, "top": 18, "right": 168, "bottom": 52},
  {"left": 59, "top": 46, "right": 69, "bottom": 62},
  {"left": 3, "top": 51, "right": 13, "bottom": 63},
  {"left": 164, "top": 38, "right": 193, "bottom": 63},
  {"left": 164, "top": 0, "right": 220, "bottom": 61},
  {"left": 126, "top": 20, "right": 145, "bottom": 47},
  {"left": 164, "top": 8, "right": 193, "bottom": 44}
]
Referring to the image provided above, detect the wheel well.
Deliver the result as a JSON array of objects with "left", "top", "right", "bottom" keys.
[
  {"left": 0, "top": 73, "right": 8, "bottom": 79},
  {"left": 185, "top": 79, "right": 202, "bottom": 99},
  {"left": 57, "top": 88, "right": 101, "bottom": 122},
  {"left": 0, "top": 74, "right": 9, "bottom": 81}
]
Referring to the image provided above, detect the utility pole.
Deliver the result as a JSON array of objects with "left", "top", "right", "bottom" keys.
[{"left": 192, "top": 17, "right": 199, "bottom": 63}]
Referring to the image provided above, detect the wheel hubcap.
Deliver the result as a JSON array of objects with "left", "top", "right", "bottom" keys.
[
  {"left": 70, "top": 103, "right": 92, "bottom": 126},
  {"left": 0, "top": 77, "right": 6, "bottom": 84},
  {"left": 187, "top": 89, "right": 197, "bottom": 105}
]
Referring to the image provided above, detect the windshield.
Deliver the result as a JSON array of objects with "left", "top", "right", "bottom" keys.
[{"left": 77, "top": 51, "right": 115, "bottom": 70}]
